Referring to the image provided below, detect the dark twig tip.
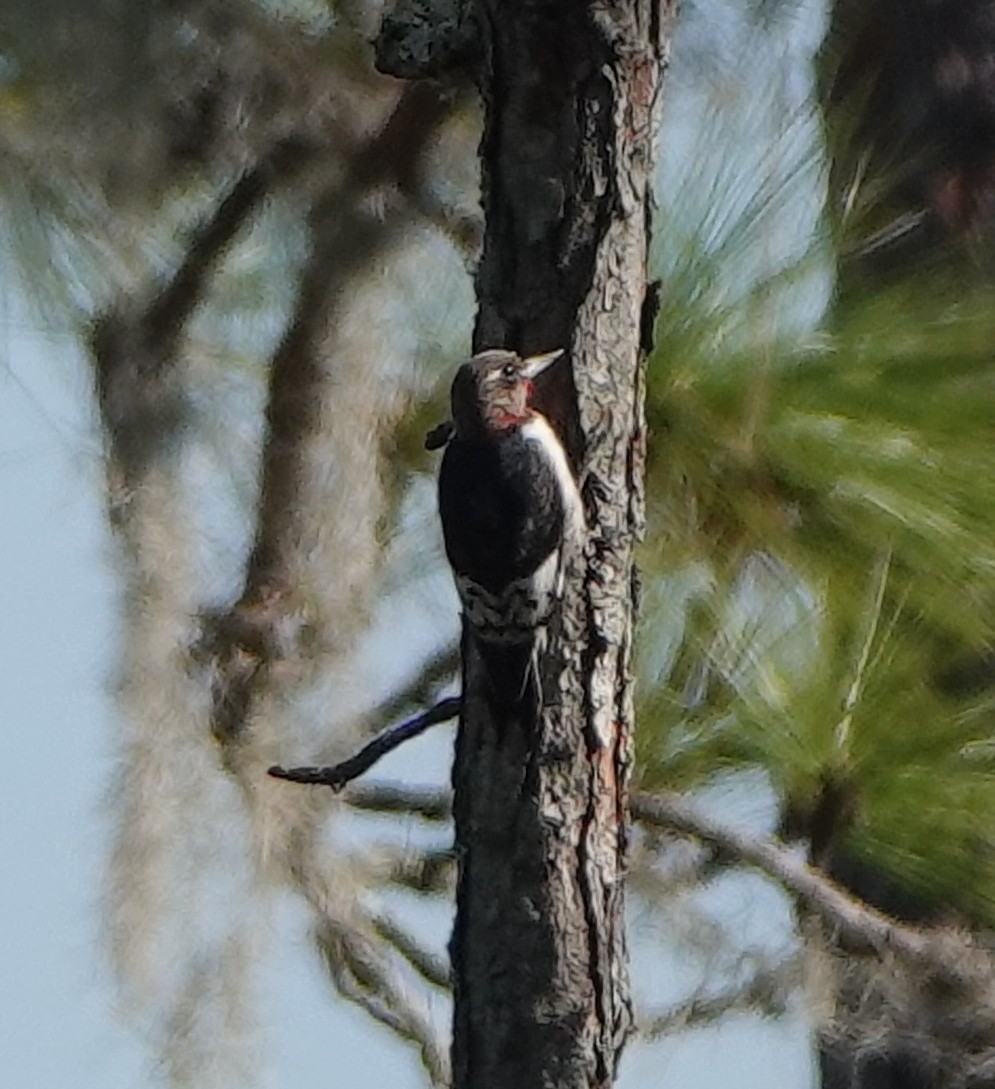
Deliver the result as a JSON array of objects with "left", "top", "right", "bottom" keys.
[{"left": 268, "top": 764, "right": 346, "bottom": 790}]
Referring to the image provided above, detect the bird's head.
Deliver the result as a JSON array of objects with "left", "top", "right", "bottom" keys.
[{"left": 450, "top": 349, "right": 564, "bottom": 437}]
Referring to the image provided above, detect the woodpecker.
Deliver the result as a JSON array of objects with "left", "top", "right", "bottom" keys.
[{"left": 437, "top": 348, "right": 584, "bottom": 700}]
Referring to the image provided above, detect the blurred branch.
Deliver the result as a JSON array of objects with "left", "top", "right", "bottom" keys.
[
  {"left": 639, "top": 954, "right": 801, "bottom": 1039},
  {"left": 406, "top": 187, "right": 483, "bottom": 259},
  {"left": 381, "top": 847, "right": 456, "bottom": 896},
  {"left": 345, "top": 783, "right": 454, "bottom": 822},
  {"left": 626, "top": 831, "right": 712, "bottom": 900},
  {"left": 358, "top": 643, "right": 460, "bottom": 738},
  {"left": 335, "top": 764, "right": 957, "bottom": 988},
  {"left": 633, "top": 791, "right": 931, "bottom": 962},
  {"left": 261, "top": 790, "right": 451, "bottom": 1083},
  {"left": 269, "top": 697, "right": 460, "bottom": 789},
  {"left": 82, "top": 16, "right": 464, "bottom": 1087},
  {"left": 145, "top": 138, "right": 315, "bottom": 350},
  {"left": 363, "top": 843, "right": 455, "bottom": 895},
  {"left": 208, "top": 82, "right": 456, "bottom": 747},
  {"left": 333, "top": 80, "right": 460, "bottom": 204},
  {"left": 92, "top": 139, "right": 312, "bottom": 479},
  {"left": 373, "top": 913, "right": 451, "bottom": 989},
  {"left": 94, "top": 141, "right": 309, "bottom": 1089},
  {"left": 316, "top": 916, "right": 450, "bottom": 1087}
]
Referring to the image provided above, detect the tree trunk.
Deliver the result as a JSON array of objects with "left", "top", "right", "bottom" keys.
[{"left": 378, "top": 2, "right": 675, "bottom": 1086}]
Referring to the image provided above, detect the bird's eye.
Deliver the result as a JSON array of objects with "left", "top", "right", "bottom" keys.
[{"left": 501, "top": 363, "right": 517, "bottom": 379}]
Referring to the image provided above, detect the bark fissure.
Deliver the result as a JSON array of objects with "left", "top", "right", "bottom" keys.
[{"left": 577, "top": 755, "right": 613, "bottom": 1087}]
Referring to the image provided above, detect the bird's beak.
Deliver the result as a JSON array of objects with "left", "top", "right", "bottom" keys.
[{"left": 520, "top": 349, "right": 565, "bottom": 379}]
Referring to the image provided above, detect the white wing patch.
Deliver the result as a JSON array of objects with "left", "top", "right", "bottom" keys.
[{"left": 519, "top": 416, "right": 585, "bottom": 542}]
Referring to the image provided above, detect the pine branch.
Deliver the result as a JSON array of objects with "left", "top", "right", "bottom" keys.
[{"left": 632, "top": 791, "right": 930, "bottom": 962}]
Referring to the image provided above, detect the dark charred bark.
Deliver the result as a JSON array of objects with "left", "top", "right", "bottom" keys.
[{"left": 378, "top": 3, "right": 675, "bottom": 1086}]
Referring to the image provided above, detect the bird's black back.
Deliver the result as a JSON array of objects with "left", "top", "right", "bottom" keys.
[{"left": 438, "top": 431, "right": 565, "bottom": 594}]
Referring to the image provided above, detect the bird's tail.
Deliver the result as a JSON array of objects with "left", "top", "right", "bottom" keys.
[{"left": 473, "top": 635, "right": 543, "bottom": 713}]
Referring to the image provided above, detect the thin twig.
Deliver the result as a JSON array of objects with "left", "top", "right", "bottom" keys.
[
  {"left": 632, "top": 791, "right": 931, "bottom": 963},
  {"left": 269, "top": 697, "right": 460, "bottom": 789}
]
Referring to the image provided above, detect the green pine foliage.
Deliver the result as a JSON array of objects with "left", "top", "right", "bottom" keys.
[{"left": 638, "top": 92, "right": 995, "bottom": 922}]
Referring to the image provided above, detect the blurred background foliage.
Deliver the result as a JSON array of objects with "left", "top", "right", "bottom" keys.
[
  {"left": 640, "top": 0, "right": 995, "bottom": 941},
  {"left": 6, "top": 0, "right": 995, "bottom": 1086}
]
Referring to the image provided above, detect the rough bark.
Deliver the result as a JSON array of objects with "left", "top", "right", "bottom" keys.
[{"left": 378, "top": 2, "right": 674, "bottom": 1086}]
